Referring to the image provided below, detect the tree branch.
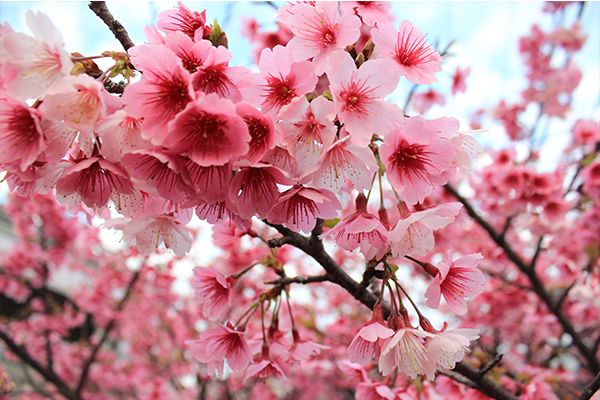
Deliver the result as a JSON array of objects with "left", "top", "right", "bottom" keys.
[
  {"left": 0, "top": 329, "right": 80, "bottom": 400},
  {"left": 445, "top": 183, "right": 600, "bottom": 373},
  {"left": 89, "top": 2, "right": 135, "bottom": 51},
  {"left": 265, "top": 219, "right": 519, "bottom": 400},
  {"left": 577, "top": 372, "right": 600, "bottom": 400},
  {"left": 75, "top": 268, "right": 141, "bottom": 394}
]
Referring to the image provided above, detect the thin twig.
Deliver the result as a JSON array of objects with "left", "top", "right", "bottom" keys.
[
  {"left": 477, "top": 353, "right": 504, "bottom": 379},
  {"left": 75, "top": 268, "right": 141, "bottom": 394},
  {"left": 577, "top": 372, "right": 600, "bottom": 400},
  {"left": 89, "top": 2, "right": 136, "bottom": 51},
  {"left": 265, "top": 274, "right": 330, "bottom": 286},
  {"left": 445, "top": 183, "right": 600, "bottom": 373}
]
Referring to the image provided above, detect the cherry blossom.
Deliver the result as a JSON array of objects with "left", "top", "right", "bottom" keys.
[
  {"left": 372, "top": 20, "right": 443, "bottom": 84},
  {"left": 186, "top": 323, "right": 252, "bottom": 373}
]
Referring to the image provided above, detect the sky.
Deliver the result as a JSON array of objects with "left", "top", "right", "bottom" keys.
[{"left": 1, "top": 1, "right": 599, "bottom": 294}]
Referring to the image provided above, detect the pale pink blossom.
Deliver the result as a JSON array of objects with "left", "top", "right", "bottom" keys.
[
  {"left": 341, "top": 2, "right": 394, "bottom": 27},
  {"left": 451, "top": 66, "right": 470, "bottom": 95},
  {"left": 424, "top": 329, "right": 479, "bottom": 380},
  {"left": 306, "top": 134, "right": 378, "bottom": 193},
  {"left": 165, "top": 93, "right": 250, "bottom": 166},
  {"left": 0, "top": 96, "right": 44, "bottom": 172},
  {"left": 347, "top": 303, "right": 395, "bottom": 363},
  {"left": 389, "top": 203, "right": 462, "bottom": 258},
  {"left": 245, "top": 354, "right": 288, "bottom": 381},
  {"left": 411, "top": 89, "right": 446, "bottom": 114},
  {"left": 572, "top": 119, "right": 599, "bottom": 145},
  {"left": 284, "top": 2, "right": 361, "bottom": 75},
  {"left": 40, "top": 75, "right": 106, "bottom": 131},
  {"left": 0, "top": 10, "right": 73, "bottom": 101},
  {"left": 277, "top": 96, "right": 336, "bottom": 174},
  {"left": 95, "top": 110, "right": 151, "bottom": 163},
  {"left": 324, "top": 193, "right": 391, "bottom": 261},
  {"left": 379, "top": 327, "right": 433, "bottom": 378},
  {"left": 325, "top": 50, "right": 402, "bottom": 146},
  {"left": 289, "top": 329, "right": 329, "bottom": 362},
  {"left": 424, "top": 251, "right": 485, "bottom": 314},
  {"left": 267, "top": 185, "right": 341, "bottom": 233},
  {"left": 355, "top": 381, "right": 396, "bottom": 400},
  {"left": 244, "top": 45, "right": 317, "bottom": 116},
  {"left": 191, "top": 267, "right": 235, "bottom": 321},
  {"left": 372, "top": 20, "right": 442, "bottom": 84},
  {"left": 380, "top": 116, "right": 456, "bottom": 205},
  {"left": 186, "top": 323, "right": 252, "bottom": 375},
  {"left": 157, "top": 2, "right": 207, "bottom": 39}
]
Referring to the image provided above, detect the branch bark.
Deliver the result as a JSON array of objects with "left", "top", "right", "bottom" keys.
[
  {"left": 577, "top": 372, "right": 600, "bottom": 400},
  {"left": 444, "top": 183, "right": 600, "bottom": 374},
  {"left": 267, "top": 219, "right": 518, "bottom": 400},
  {"left": 89, "top": 2, "right": 135, "bottom": 51}
]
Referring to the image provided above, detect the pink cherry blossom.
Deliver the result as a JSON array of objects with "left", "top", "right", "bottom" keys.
[
  {"left": 277, "top": 96, "right": 336, "bottom": 174},
  {"left": 284, "top": 2, "right": 361, "bottom": 75},
  {"left": 389, "top": 202, "right": 462, "bottom": 258},
  {"left": 411, "top": 89, "right": 446, "bottom": 114},
  {"left": 165, "top": 93, "right": 250, "bottom": 166},
  {"left": 306, "top": 133, "right": 378, "bottom": 193},
  {"left": 424, "top": 251, "right": 486, "bottom": 314},
  {"left": 244, "top": 45, "right": 317, "bottom": 116},
  {"left": 267, "top": 185, "right": 341, "bottom": 233},
  {"left": 341, "top": 1, "right": 394, "bottom": 27},
  {"left": 380, "top": 116, "right": 456, "bottom": 205},
  {"left": 95, "top": 110, "right": 151, "bottom": 163},
  {"left": 0, "top": 10, "right": 73, "bottom": 101},
  {"left": 424, "top": 329, "right": 479, "bottom": 380},
  {"left": 191, "top": 267, "right": 235, "bottom": 321},
  {"left": 186, "top": 161, "right": 232, "bottom": 204},
  {"left": 451, "top": 66, "right": 471, "bottom": 95},
  {"left": 347, "top": 304, "right": 395, "bottom": 363},
  {"left": 235, "top": 102, "right": 277, "bottom": 164},
  {"left": 378, "top": 326, "right": 433, "bottom": 378},
  {"left": 355, "top": 381, "right": 396, "bottom": 400},
  {"left": 157, "top": 1, "right": 207, "bottom": 39},
  {"left": 325, "top": 50, "right": 403, "bottom": 146},
  {"left": 187, "top": 323, "right": 252, "bottom": 373},
  {"left": 572, "top": 119, "right": 599, "bottom": 145},
  {"left": 0, "top": 96, "right": 45, "bottom": 172},
  {"left": 55, "top": 156, "right": 134, "bottom": 209},
  {"left": 324, "top": 193, "right": 391, "bottom": 261},
  {"left": 122, "top": 44, "right": 195, "bottom": 142},
  {"left": 372, "top": 20, "right": 443, "bottom": 84}
]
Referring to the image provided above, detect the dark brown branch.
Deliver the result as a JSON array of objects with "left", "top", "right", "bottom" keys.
[
  {"left": 265, "top": 219, "right": 518, "bottom": 400},
  {"left": 577, "top": 372, "right": 600, "bottom": 400},
  {"left": 0, "top": 329, "right": 80, "bottom": 400},
  {"left": 89, "top": 2, "right": 135, "bottom": 51},
  {"left": 75, "top": 268, "right": 141, "bottom": 394},
  {"left": 445, "top": 183, "right": 600, "bottom": 374},
  {"left": 477, "top": 353, "right": 504, "bottom": 379},
  {"left": 265, "top": 274, "right": 330, "bottom": 286}
]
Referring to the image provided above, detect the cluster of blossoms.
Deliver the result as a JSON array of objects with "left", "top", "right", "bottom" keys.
[{"left": 1, "top": 1, "right": 598, "bottom": 400}]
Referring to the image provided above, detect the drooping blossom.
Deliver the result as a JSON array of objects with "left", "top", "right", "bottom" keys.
[
  {"left": 277, "top": 96, "right": 337, "bottom": 173},
  {"left": 378, "top": 325, "right": 433, "bottom": 378},
  {"left": 372, "top": 20, "right": 443, "bottom": 84},
  {"left": 424, "top": 251, "right": 485, "bottom": 315},
  {"left": 191, "top": 267, "right": 235, "bottom": 321},
  {"left": 380, "top": 116, "right": 455, "bottom": 205},
  {"left": 186, "top": 323, "right": 252, "bottom": 374},
  {"left": 347, "top": 302, "right": 395, "bottom": 363},
  {"left": 451, "top": 66, "right": 471, "bottom": 95},
  {"left": 165, "top": 93, "right": 250, "bottom": 166},
  {"left": 325, "top": 50, "right": 402, "bottom": 146},
  {"left": 0, "top": 96, "right": 44, "bottom": 172},
  {"left": 306, "top": 133, "right": 379, "bottom": 192},
  {"left": 324, "top": 193, "right": 391, "bottom": 261},
  {"left": 355, "top": 381, "right": 396, "bottom": 400},
  {"left": 55, "top": 156, "right": 134, "bottom": 209},
  {"left": 235, "top": 102, "right": 277, "bottom": 164},
  {"left": 389, "top": 202, "right": 462, "bottom": 258},
  {"left": 289, "top": 329, "right": 330, "bottom": 362},
  {"left": 120, "top": 150, "right": 193, "bottom": 203},
  {"left": 284, "top": 2, "right": 361, "bottom": 75},
  {"left": 244, "top": 45, "right": 317, "bottom": 116},
  {"left": 572, "top": 119, "right": 599, "bottom": 145},
  {"left": 267, "top": 185, "right": 341, "bottom": 233},
  {"left": 95, "top": 110, "right": 151, "bottom": 163},
  {"left": 122, "top": 44, "right": 195, "bottom": 142},
  {"left": 186, "top": 161, "right": 232, "bottom": 205},
  {"left": 0, "top": 10, "right": 73, "bottom": 101},
  {"left": 424, "top": 329, "right": 479, "bottom": 380}
]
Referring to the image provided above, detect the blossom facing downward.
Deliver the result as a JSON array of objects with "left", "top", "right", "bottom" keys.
[
  {"left": 191, "top": 267, "right": 235, "bottom": 321},
  {"left": 424, "top": 251, "right": 486, "bottom": 314},
  {"left": 372, "top": 20, "right": 442, "bottom": 85}
]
